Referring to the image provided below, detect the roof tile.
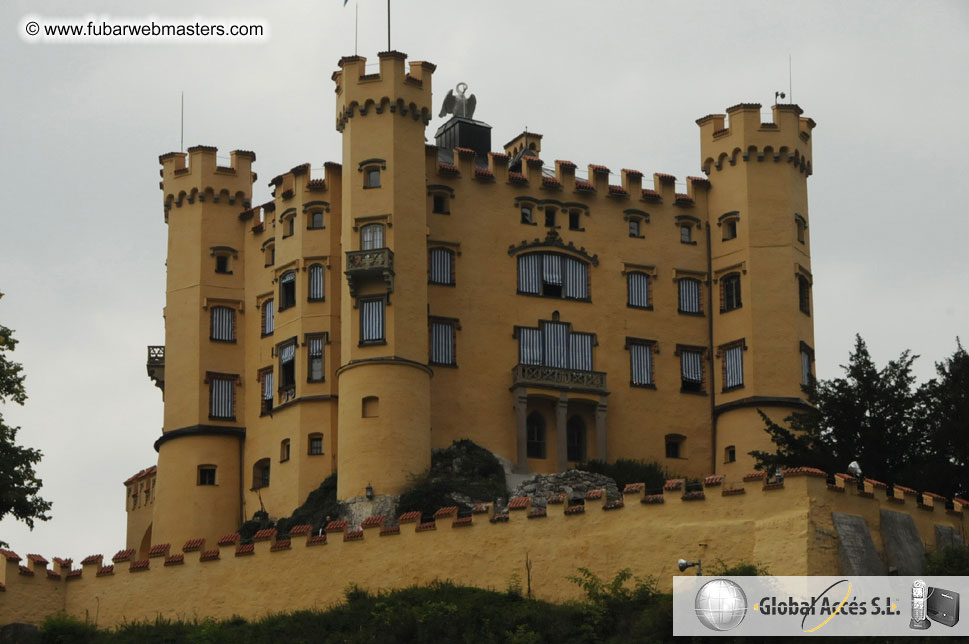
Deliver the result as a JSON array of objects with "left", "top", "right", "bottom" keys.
[
  {"left": 80, "top": 554, "right": 101, "bottom": 566},
  {"left": 217, "top": 533, "right": 240, "bottom": 546},
  {"left": 288, "top": 525, "right": 313, "bottom": 536},
  {"left": 112, "top": 549, "right": 135, "bottom": 563},
  {"left": 182, "top": 538, "right": 205, "bottom": 552},
  {"left": 164, "top": 554, "right": 185, "bottom": 566}
]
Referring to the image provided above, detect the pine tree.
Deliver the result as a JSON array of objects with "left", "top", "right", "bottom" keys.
[
  {"left": 922, "top": 340, "right": 969, "bottom": 497},
  {"left": 750, "top": 335, "right": 925, "bottom": 487},
  {"left": 0, "top": 291, "right": 51, "bottom": 546}
]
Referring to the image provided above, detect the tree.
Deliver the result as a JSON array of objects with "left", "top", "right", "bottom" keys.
[
  {"left": 922, "top": 340, "right": 969, "bottom": 497},
  {"left": 0, "top": 292, "right": 51, "bottom": 546},
  {"left": 751, "top": 335, "right": 927, "bottom": 488}
]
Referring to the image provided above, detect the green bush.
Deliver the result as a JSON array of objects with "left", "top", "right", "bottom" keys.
[
  {"left": 580, "top": 458, "right": 669, "bottom": 490},
  {"left": 708, "top": 559, "right": 770, "bottom": 576},
  {"left": 39, "top": 613, "right": 98, "bottom": 644},
  {"left": 398, "top": 439, "right": 507, "bottom": 518},
  {"left": 268, "top": 473, "right": 345, "bottom": 539},
  {"left": 927, "top": 545, "right": 969, "bottom": 575}
]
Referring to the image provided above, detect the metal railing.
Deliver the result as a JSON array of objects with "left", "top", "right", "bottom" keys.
[
  {"left": 511, "top": 363, "right": 607, "bottom": 393},
  {"left": 345, "top": 247, "right": 394, "bottom": 273}
]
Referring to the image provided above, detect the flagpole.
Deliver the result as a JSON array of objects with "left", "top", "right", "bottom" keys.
[
  {"left": 387, "top": 0, "right": 391, "bottom": 50},
  {"left": 354, "top": 0, "right": 358, "bottom": 55}
]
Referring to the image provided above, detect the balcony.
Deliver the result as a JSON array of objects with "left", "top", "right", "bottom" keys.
[
  {"left": 146, "top": 345, "right": 165, "bottom": 393},
  {"left": 511, "top": 363, "right": 607, "bottom": 394},
  {"left": 345, "top": 248, "right": 394, "bottom": 298}
]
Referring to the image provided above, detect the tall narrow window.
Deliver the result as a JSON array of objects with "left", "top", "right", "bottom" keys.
[
  {"left": 261, "top": 369, "right": 274, "bottom": 415},
  {"left": 215, "top": 255, "right": 230, "bottom": 274},
  {"left": 800, "top": 343, "right": 814, "bottom": 386},
  {"left": 309, "top": 211, "right": 325, "bottom": 229},
  {"left": 209, "top": 375, "right": 235, "bottom": 420},
  {"left": 517, "top": 252, "right": 588, "bottom": 300},
  {"left": 722, "top": 219, "right": 738, "bottom": 241},
  {"left": 628, "top": 340, "right": 654, "bottom": 387},
  {"left": 284, "top": 216, "right": 295, "bottom": 237},
  {"left": 678, "top": 278, "right": 702, "bottom": 314},
  {"left": 518, "top": 327, "right": 543, "bottom": 366},
  {"left": 795, "top": 215, "right": 807, "bottom": 244},
  {"left": 265, "top": 244, "right": 275, "bottom": 266},
  {"left": 628, "top": 219, "right": 641, "bottom": 238},
  {"left": 429, "top": 248, "right": 455, "bottom": 285},
  {"left": 680, "top": 348, "right": 704, "bottom": 392},
  {"left": 360, "top": 223, "right": 384, "bottom": 250},
  {"left": 721, "top": 274, "right": 742, "bottom": 312},
  {"left": 429, "top": 320, "right": 456, "bottom": 366},
  {"left": 563, "top": 257, "right": 588, "bottom": 299},
  {"left": 307, "top": 336, "right": 325, "bottom": 382},
  {"left": 665, "top": 434, "right": 684, "bottom": 459},
  {"left": 568, "top": 210, "right": 581, "bottom": 230},
  {"left": 432, "top": 193, "right": 449, "bottom": 214},
  {"left": 279, "top": 341, "right": 296, "bottom": 390},
  {"left": 279, "top": 271, "right": 296, "bottom": 310},
  {"left": 798, "top": 276, "right": 811, "bottom": 315},
  {"left": 253, "top": 459, "right": 270, "bottom": 489},
  {"left": 518, "top": 322, "right": 596, "bottom": 371},
  {"left": 262, "top": 299, "right": 275, "bottom": 335},
  {"left": 568, "top": 332, "right": 594, "bottom": 371},
  {"left": 542, "top": 321, "right": 569, "bottom": 368},
  {"left": 724, "top": 446, "right": 736, "bottom": 463},
  {"left": 526, "top": 412, "right": 546, "bottom": 459},
  {"left": 680, "top": 225, "right": 693, "bottom": 243},
  {"left": 723, "top": 343, "right": 745, "bottom": 390},
  {"left": 627, "top": 272, "right": 651, "bottom": 309},
  {"left": 364, "top": 167, "right": 381, "bottom": 188},
  {"left": 360, "top": 298, "right": 385, "bottom": 344},
  {"left": 308, "top": 264, "right": 324, "bottom": 301},
  {"left": 210, "top": 306, "right": 235, "bottom": 342},
  {"left": 521, "top": 205, "right": 534, "bottom": 224},
  {"left": 544, "top": 207, "right": 556, "bottom": 228},
  {"left": 566, "top": 416, "right": 586, "bottom": 462},
  {"left": 280, "top": 439, "right": 291, "bottom": 462}
]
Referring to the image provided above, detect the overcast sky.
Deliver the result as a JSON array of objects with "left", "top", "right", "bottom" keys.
[{"left": 1, "top": 0, "right": 967, "bottom": 561}]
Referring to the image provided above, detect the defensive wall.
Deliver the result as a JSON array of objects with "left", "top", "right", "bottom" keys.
[{"left": 2, "top": 469, "right": 965, "bottom": 628}]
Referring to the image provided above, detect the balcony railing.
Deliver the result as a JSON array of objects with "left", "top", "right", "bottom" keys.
[
  {"left": 511, "top": 363, "right": 607, "bottom": 394},
  {"left": 146, "top": 345, "right": 165, "bottom": 393},
  {"left": 345, "top": 248, "right": 395, "bottom": 298}
]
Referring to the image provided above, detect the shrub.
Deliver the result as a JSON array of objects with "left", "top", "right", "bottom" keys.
[{"left": 580, "top": 458, "right": 668, "bottom": 490}]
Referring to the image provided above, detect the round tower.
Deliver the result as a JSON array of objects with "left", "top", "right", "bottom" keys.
[
  {"left": 697, "top": 104, "right": 817, "bottom": 478},
  {"left": 333, "top": 52, "right": 435, "bottom": 500},
  {"left": 152, "top": 146, "right": 254, "bottom": 548}
]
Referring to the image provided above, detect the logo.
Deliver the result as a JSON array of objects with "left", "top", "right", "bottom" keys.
[{"left": 694, "top": 578, "right": 748, "bottom": 631}]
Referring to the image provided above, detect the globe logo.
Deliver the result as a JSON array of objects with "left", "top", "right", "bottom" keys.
[{"left": 694, "top": 579, "right": 748, "bottom": 631}]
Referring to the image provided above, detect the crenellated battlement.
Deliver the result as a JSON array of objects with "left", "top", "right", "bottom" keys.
[
  {"left": 240, "top": 162, "right": 341, "bottom": 235},
  {"left": 159, "top": 146, "right": 255, "bottom": 222},
  {"left": 333, "top": 51, "right": 435, "bottom": 133},
  {"left": 2, "top": 470, "right": 964, "bottom": 627},
  {"left": 697, "top": 103, "right": 816, "bottom": 177}
]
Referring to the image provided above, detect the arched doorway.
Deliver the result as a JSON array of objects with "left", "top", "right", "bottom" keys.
[
  {"left": 566, "top": 415, "right": 587, "bottom": 462},
  {"left": 526, "top": 412, "right": 546, "bottom": 459}
]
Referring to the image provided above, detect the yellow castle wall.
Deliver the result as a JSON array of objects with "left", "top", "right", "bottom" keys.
[{"left": 5, "top": 475, "right": 965, "bottom": 628}]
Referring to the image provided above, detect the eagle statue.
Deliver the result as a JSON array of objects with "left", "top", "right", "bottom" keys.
[{"left": 439, "top": 82, "right": 477, "bottom": 119}]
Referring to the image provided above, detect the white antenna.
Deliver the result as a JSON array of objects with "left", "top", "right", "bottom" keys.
[
  {"left": 354, "top": 1, "right": 358, "bottom": 56},
  {"left": 180, "top": 91, "right": 184, "bottom": 152},
  {"left": 789, "top": 54, "right": 793, "bottom": 103}
]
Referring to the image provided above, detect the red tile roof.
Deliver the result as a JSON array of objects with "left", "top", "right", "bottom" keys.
[
  {"left": 452, "top": 516, "right": 473, "bottom": 527},
  {"left": 663, "top": 479, "right": 684, "bottom": 491},
  {"left": 325, "top": 519, "right": 349, "bottom": 532},
  {"left": 0, "top": 549, "right": 21, "bottom": 562},
  {"left": 380, "top": 525, "right": 401, "bottom": 536},
  {"left": 437, "top": 162, "right": 459, "bottom": 175},
  {"left": 623, "top": 483, "right": 644, "bottom": 494},
  {"left": 97, "top": 565, "right": 114, "bottom": 576},
  {"left": 508, "top": 172, "right": 527, "bottom": 183},
  {"left": 783, "top": 467, "right": 827, "bottom": 478},
  {"left": 433, "top": 506, "right": 458, "bottom": 518},
  {"left": 642, "top": 495, "right": 665, "bottom": 505},
  {"left": 894, "top": 485, "right": 917, "bottom": 495},
  {"left": 704, "top": 475, "right": 724, "bottom": 487},
  {"left": 217, "top": 533, "right": 240, "bottom": 546},
  {"left": 398, "top": 511, "right": 421, "bottom": 524},
  {"left": 603, "top": 499, "right": 624, "bottom": 511},
  {"left": 589, "top": 164, "right": 610, "bottom": 174},
  {"left": 608, "top": 185, "right": 628, "bottom": 196},
  {"left": 527, "top": 508, "right": 547, "bottom": 519},
  {"left": 474, "top": 167, "right": 494, "bottom": 179},
  {"left": 726, "top": 102, "right": 762, "bottom": 112},
  {"left": 235, "top": 544, "right": 255, "bottom": 557},
  {"left": 129, "top": 559, "right": 150, "bottom": 572},
  {"left": 307, "top": 179, "right": 326, "bottom": 190},
  {"left": 165, "top": 554, "right": 185, "bottom": 566},
  {"left": 288, "top": 525, "right": 312, "bottom": 536},
  {"left": 525, "top": 157, "right": 543, "bottom": 168},
  {"left": 27, "top": 554, "right": 48, "bottom": 565},
  {"left": 574, "top": 180, "right": 594, "bottom": 191},
  {"left": 148, "top": 543, "right": 170, "bottom": 558},
  {"left": 682, "top": 490, "right": 706, "bottom": 501},
  {"left": 361, "top": 516, "right": 385, "bottom": 529},
  {"left": 182, "top": 538, "right": 205, "bottom": 552},
  {"left": 508, "top": 497, "right": 529, "bottom": 510},
  {"left": 641, "top": 189, "right": 661, "bottom": 201},
  {"left": 555, "top": 160, "right": 576, "bottom": 168},
  {"left": 621, "top": 168, "right": 643, "bottom": 177},
  {"left": 453, "top": 147, "right": 475, "bottom": 157},
  {"left": 674, "top": 193, "right": 694, "bottom": 204},
  {"left": 306, "top": 535, "right": 327, "bottom": 546},
  {"left": 688, "top": 176, "right": 711, "bottom": 187},
  {"left": 53, "top": 557, "right": 72, "bottom": 568},
  {"left": 252, "top": 528, "right": 276, "bottom": 542},
  {"left": 547, "top": 494, "right": 566, "bottom": 505},
  {"left": 80, "top": 554, "right": 101, "bottom": 566},
  {"left": 654, "top": 173, "right": 676, "bottom": 183},
  {"left": 564, "top": 505, "right": 585, "bottom": 515},
  {"left": 66, "top": 569, "right": 82, "bottom": 579},
  {"left": 344, "top": 529, "right": 364, "bottom": 542},
  {"left": 18, "top": 566, "right": 34, "bottom": 576},
  {"left": 200, "top": 550, "right": 219, "bottom": 562},
  {"left": 542, "top": 176, "right": 562, "bottom": 189},
  {"left": 46, "top": 570, "right": 61, "bottom": 580},
  {"left": 743, "top": 472, "right": 766, "bottom": 482},
  {"left": 584, "top": 489, "right": 603, "bottom": 500},
  {"left": 112, "top": 549, "right": 135, "bottom": 563},
  {"left": 124, "top": 465, "right": 157, "bottom": 485},
  {"left": 722, "top": 488, "right": 746, "bottom": 496},
  {"left": 270, "top": 540, "right": 292, "bottom": 551},
  {"left": 415, "top": 522, "right": 436, "bottom": 532},
  {"left": 472, "top": 503, "right": 491, "bottom": 514}
]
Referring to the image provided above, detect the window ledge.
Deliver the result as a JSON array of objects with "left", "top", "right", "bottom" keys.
[
  {"left": 521, "top": 221, "right": 538, "bottom": 226},
  {"left": 428, "top": 281, "right": 456, "bottom": 287},
  {"left": 630, "top": 382, "right": 657, "bottom": 389},
  {"left": 720, "top": 306, "right": 742, "bottom": 314},
  {"left": 677, "top": 310, "right": 705, "bottom": 317},
  {"left": 307, "top": 225, "right": 326, "bottom": 230},
  {"left": 516, "top": 292, "right": 592, "bottom": 303},
  {"left": 359, "top": 340, "right": 388, "bottom": 347},
  {"left": 433, "top": 210, "right": 451, "bottom": 216},
  {"left": 208, "top": 416, "right": 237, "bottom": 422},
  {"left": 679, "top": 389, "right": 708, "bottom": 396},
  {"left": 430, "top": 362, "right": 458, "bottom": 369},
  {"left": 568, "top": 227, "right": 586, "bottom": 232},
  {"left": 261, "top": 332, "right": 274, "bottom": 338},
  {"left": 722, "top": 385, "right": 745, "bottom": 393},
  {"left": 362, "top": 185, "right": 381, "bottom": 190},
  {"left": 306, "top": 378, "right": 326, "bottom": 383},
  {"left": 215, "top": 270, "right": 234, "bottom": 275},
  {"left": 308, "top": 297, "right": 326, "bottom": 303},
  {"left": 210, "top": 338, "right": 238, "bottom": 344},
  {"left": 681, "top": 240, "right": 698, "bottom": 246},
  {"left": 627, "top": 304, "right": 653, "bottom": 311},
  {"left": 629, "top": 234, "right": 645, "bottom": 239}
]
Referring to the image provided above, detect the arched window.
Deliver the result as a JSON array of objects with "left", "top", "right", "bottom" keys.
[
  {"left": 566, "top": 416, "right": 586, "bottom": 462},
  {"left": 362, "top": 396, "right": 379, "bottom": 418},
  {"left": 308, "top": 264, "right": 324, "bottom": 301},
  {"left": 361, "top": 223, "right": 385, "bottom": 250},
  {"left": 724, "top": 445, "right": 736, "bottom": 463},
  {"left": 280, "top": 439, "right": 291, "bottom": 462},
  {"left": 264, "top": 243, "right": 275, "bottom": 266},
  {"left": 262, "top": 298, "right": 274, "bottom": 335},
  {"left": 252, "top": 458, "right": 270, "bottom": 489},
  {"left": 517, "top": 252, "right": 588, "bottom": 300},
  {"left": 721, "top": 273, "right": 742, "bottom": 312},
  {"left": 526, "top": 412, "right": 546, "bottom": 459},
  {"left": 428, "top": 248, "right": 455, "bottom": 285},
  {"left": 279, "top": 271, "right": 296, "bottom": 310}
]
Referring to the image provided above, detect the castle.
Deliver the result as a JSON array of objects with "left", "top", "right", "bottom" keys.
[
  {"left": 128, "top": 50, "right": 817, "bottom": 555},
  {"left": 3, "top": 52, "right": 966, "bottom": 630}
]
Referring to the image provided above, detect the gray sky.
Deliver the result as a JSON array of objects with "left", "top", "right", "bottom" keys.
[{"left": 1, "top": 0, "right": 967, "bottom": 561}]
